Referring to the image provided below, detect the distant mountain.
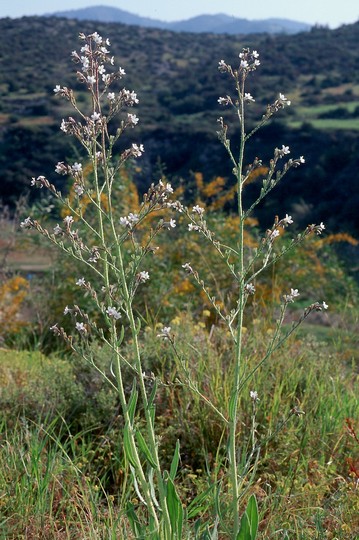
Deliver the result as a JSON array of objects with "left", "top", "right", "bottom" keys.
[{"left": 49, "top": 5, "right": 311, "bottom": 35}]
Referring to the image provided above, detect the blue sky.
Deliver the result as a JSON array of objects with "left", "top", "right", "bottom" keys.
[{"left": 1, "top": 0, "right": 358, "bottom": 28}]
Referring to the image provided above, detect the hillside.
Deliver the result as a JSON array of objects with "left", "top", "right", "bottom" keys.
[
  {"left": 49, "top": 6, "right": 311, "bottom": 35},
  {"left": 0, "top": 16, "right": 358, "bottom": 236}
]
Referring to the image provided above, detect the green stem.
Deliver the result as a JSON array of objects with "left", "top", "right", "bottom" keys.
[
  {"left": 94, "top": 134, "right": 160, "bottom": 530},
  {"left": 229, "top": 75, "right": 246, "bottom": 536}
]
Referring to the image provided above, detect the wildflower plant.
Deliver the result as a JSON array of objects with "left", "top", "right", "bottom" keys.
[
  {"left": 22, "top": 35, "right": 329, "bottom": 538},
  {"left": 162, "top": 48, "right": 328, "bottom": 537}
]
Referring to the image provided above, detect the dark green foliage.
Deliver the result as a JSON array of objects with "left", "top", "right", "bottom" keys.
[{"left": 0, "top": 17, "right": 359, "bottom": 235}]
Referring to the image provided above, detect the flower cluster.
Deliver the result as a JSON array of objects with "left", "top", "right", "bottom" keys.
[
  {"left": 143, "top": 179, "right": 174, "bottom": 209},
  {"left": 244, "top": 283, "right": 256, "bottom": 295},
  {"left": 275, "top": 145, "right": 291, "bottom": 158},
  {"left": 137, "top": 271, "right": 150, "bottom": 283},
  {"left": 218, "top": 48, "right": 260, "bottom": 76},
  {"left": 307, "top": 222, "right": 326, "bottom": 235},
  {"left": 283, "top": 288, "right": 300, "bottom": 303},
  {"left": 106, "top": 306, "right": 122, "bottom": 320},
  {"left": 120, "top": 212, "right": 139, "bottom": 229}
]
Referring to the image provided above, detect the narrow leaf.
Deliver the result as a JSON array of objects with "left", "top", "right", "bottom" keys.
[
  {"left": 123, "top": 423, "right": 137, "bottom": 468},
  {"left": 169, "top": 440, "right": 180, "bottom": 481},
  {"left": 166, "top": 474, "right": 183, "bottom": 539},
  {"left": 127, "top": 381, "right": 138, "bottom": 424},
  {"left": 246, "top": 494, "right": 259, "bottom": 540},
  {"left": 135, "top": 430, "right": 158, "bottom": 469},
  {"left": 126, "top": 502, "right": 143, "bottom": 538},
  {"left": 236, "top": 512, "right": 250, "bottom": 540}
]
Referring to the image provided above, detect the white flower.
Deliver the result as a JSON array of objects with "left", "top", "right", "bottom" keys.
[
  {"left": 182, "top": 262, "right": 193, "bottom": 274},
  {"left": 107, "top": 92, "right": 116, "bottom": 101},
  {"left": 50, "top": 324, "right": 60, "bottom": 335},
  {"left": 106, "top": 306, "right": 121, "bottom": 320},
  {"left": 63, "top": 215, "right": 74, "bottom": 226},
  {"left": 76, "top": 277, "right": 86, "bottom": 287},
  {"left": 279, "top": 93, "right": 291, "bottom": 106},
  {"left": 118, "top": 67, "right": 126, "bottom": 76},
  {"left": 157, "top": 326, "right": 171, "bottom": 339},
  {"left": 55, "top": 162, "right": 67, "bottom": 175},
  {"left": 250, "top": 390, "right": 259, "bottom": 402},
  {"left": 120, "top": 213, "right": 138, "bottom": 228},
  {"left": 91, "top": 32, "right": 102, "bottom": 44},
  {"left": 20, "top": 217, "right": 33, "bottom": 229},
  {"left": 252, "top": 50, "right": 259, "bottom": 58},
  {"left": 74, "top": 183, "right": 84, "bottom": 196},
  {"left": 164, "top": 219, "right": 176, "bottom": 229},
  {"left": 122, "top": 89, "right": 139, "bottom": 105},
  {"left": 281, "top": 145, "right": 290, "bottom": 155},
  {"left": 71, "top": 162, "right": 82, "bottom": 173},
  {"left": 75, "top": 322, "right": 87, "bottom": 334},
  {"left": 128, "top": 213, "right": 139, "bottom": 223},
  {"left": 188, "top": 223, "right": 199, "bottom": 231},
  {"left": 87, "top": 75, "right": 96, "bottom": 85},
  {"left": 218, "top": 59, "right": 228, "bottom": 72},
  {"left": 80, "top": 44, "right": 90, "bottom": 53},
  {"left": 98, "top": 65, "right": 106, "bottom": 75},
  {"left": 53, "top": 224, "right": 62, "bottom": 235},
  {"left": 137, "top": 271, "right": 150, "bottom": 283},
  {"left": 284, "top": 288, "right": 300, "bottom": 303},
  {"left": 253, "top": 59, "right": 260, "bottom": 67},
  {"left": 61, "top": 214, "right": 73, "bottom": 228},
  {"left": 282, "top": 214, "right": 293, "bottom": 226},
  {"left": 53, "top": 85, "right": 61, "bottom": 94},
  {"left": 132, "top": 143, "right": 144, "bottom": 157},
  {"left": 218, "top": 96, "right": 231, "bottom": 106},
  {"left": 81, "top": 56, "right": 90, "bottom": 70},
  {"left": 120, "top": 216, "right": 130, "bottom": 227},
  {"left": 192, "top": 205, "right": 205, "bottom": 215},
  {"left": 102, "top": 74, "right": 110, "bottom": 84},
  {"left": 244, "top": 93, "right": 255, "bottom": 102},
  {"left": 245, "top": 283, "right": 256, "bottom": 294},
  {"left": 91, "top": 112, "right": 101, "bottom": 122},
  {"left": 240, "top": 60, "right": 249, "bottom": 68},
  {"left": 127, "top": 113, "right": 139, "bottom": 126},
  {"left": 270, "top": 229, "right": 280, "bottom": 240},
  {"left": 60, "top": 119, "right": 68, "bottom": 133},
  {"left": 322, "top": 301, "right": 328, "bottom": 310},
  {"left": 64, "top": 306, "right": 71, "bottom": 315},
  {"left": 316, "top": 222, "right": 325, "bottom": 235},
  {"left": 164, "top": 182, "right": 173, "bottom": 194},
  {"left": 299, "top": 156, "right": 305, "bottom": 164}
]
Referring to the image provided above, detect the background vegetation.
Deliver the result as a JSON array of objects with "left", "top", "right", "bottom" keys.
[{"left": 0, "top": 17, "right": 359, "bottom": 235}]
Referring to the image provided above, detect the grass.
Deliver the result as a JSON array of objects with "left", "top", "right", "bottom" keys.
[{"left": 0, "top": 303, "right": 358, "bottom": 538}]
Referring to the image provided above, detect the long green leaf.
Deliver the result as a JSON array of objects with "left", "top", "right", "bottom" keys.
[
  {"left": 187, "top": 483, "right": 215, "bottom": 519},
  {"left": 126, "top": 502, "right": 143, "bottom": 538},
  {"left": 246, "top": 494, "right": 259, "bottom": 539},
  {"left": 123, "top": 423, "right": 137, "bottom": 468},
  {"left": 236, "top": 495, "right": 259, "bottom": 540},
  {"left": 127, "top": 381, "right": 138, "bottom": 424},
  {"left": 135, "top": 429, "right": 158, "bottom": 469},
  {"left": 166, "top": 474, "right": 183, "bottom": 539},
  {"left": 169, "top": 440, "right": 180, "bottom": 481},
  {"left": 236, "top": 513, "right": 250, "bottom": 540}
]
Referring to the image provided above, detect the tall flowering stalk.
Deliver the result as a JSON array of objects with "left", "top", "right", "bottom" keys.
[
  {"left": 164, "top": 49, "right": 328, "bottom": 537},
  {"left": 21, "top": 32, "right": 181, "bottom": 537}
]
